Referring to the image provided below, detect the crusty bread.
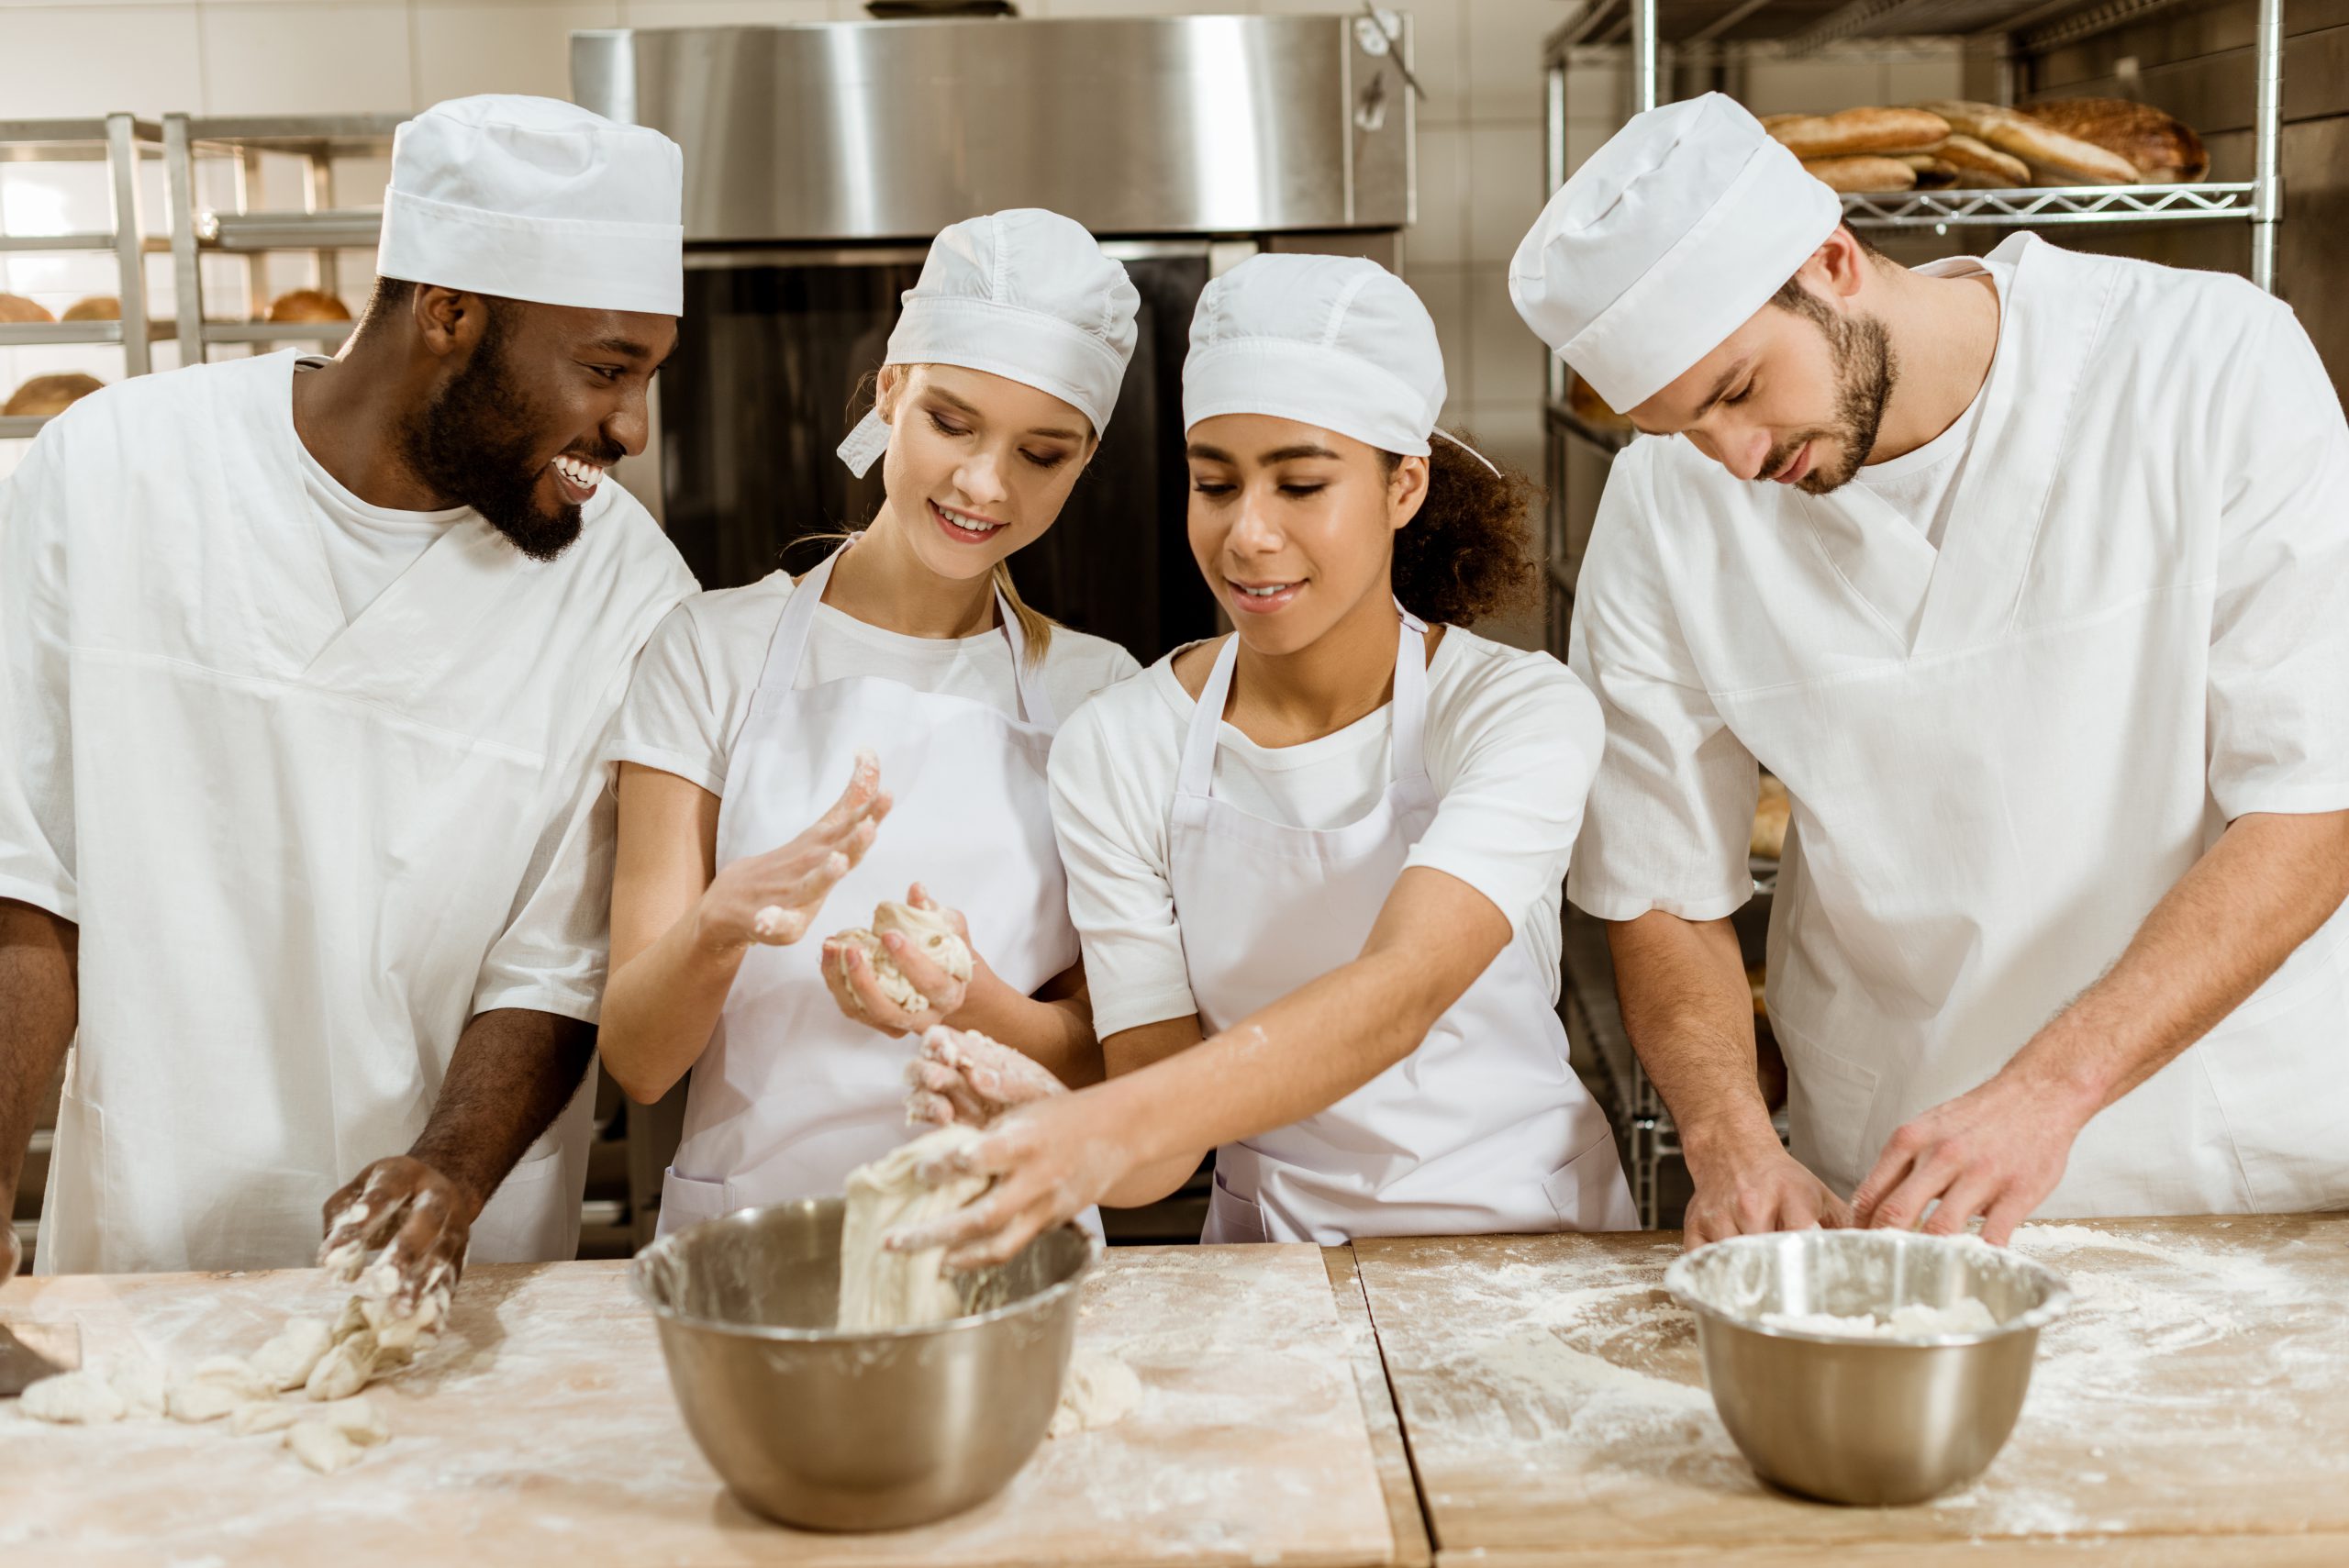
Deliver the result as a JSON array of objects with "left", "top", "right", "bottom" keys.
[
  {"left": 5, "top": 373, "right": 106, "bottom": 417},
  {"left": 1567, "top": 370, "right": 1636, "bottom": 436},
  {"left": 0, "top": 292, "right": 55, "bottom": 324},
  {"left": 2022, "top": 97, "right": 2208, "bottom": 183},
  {"left": 265, "top": 288, "right": 352, "bottom": 323},
  {"left": 1752, "top": 775, "right": 1791, "bottom": 861},
  {"left": 1767, "top": 106, "right": 1951, "bottom": 159},
  {"left": 1912, "top": 100, "right": 2140, "bottom": 184},
  {"left": 1802, "top": 155, "right": 1918, "bottom": 194},
  {"left": 1898, "top": 154, "right": 1963, "bottom": 189},
  {"left": 62, "top": 295, "right": 121, "bottom": 321},
  {"left": 1919, "top": 133, "right": 2032, "bottom": 188}
]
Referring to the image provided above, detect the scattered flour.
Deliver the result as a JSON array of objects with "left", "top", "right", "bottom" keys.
[{"left": 1761, "top": 1297, "right": 2000, "bottom": 1339}]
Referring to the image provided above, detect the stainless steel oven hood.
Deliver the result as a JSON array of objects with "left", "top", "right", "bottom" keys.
[{"left": 571, "top": 14, "right": 1414, "bottom": 243}]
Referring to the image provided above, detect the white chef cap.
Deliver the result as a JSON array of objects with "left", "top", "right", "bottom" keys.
[
  {"left": 1509, "top": 93, "right": 1842, "bottom": 413},
  {"left": 1183, "top": 252, "right": 1494, "bottom": 472},
  {"left": 837, "top": 208, "right": 1140, "bottom": 477},
  {"left": 377, "top": 95, "right": 684, "bottom": 317}
]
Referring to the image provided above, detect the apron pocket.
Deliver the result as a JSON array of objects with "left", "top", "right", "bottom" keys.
[
  {"left": 1775, "top": 1029, "right": 1882, "bottom": 1193},
  {"left": 1203, "top": 1168, "right": 1270, "bottom": 1245},
  {"left": 656, "top": 1167, "right": 734, "bottom": 1240},
  {"left": 1541, "top": 1139, "right": 1638, "bottom": 1232}
]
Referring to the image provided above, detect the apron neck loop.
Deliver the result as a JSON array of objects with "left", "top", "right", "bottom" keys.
[
  {"left": 1176, "top": 604, "right": 1434, "bottom": 800},
  {"left": 994, "top": 584, "right": 1057, "bottom": 731}
]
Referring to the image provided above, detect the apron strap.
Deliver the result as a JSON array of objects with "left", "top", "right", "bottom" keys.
[
  {"left": 1176, "top": 605, "right": 1431, "bottom": 802},
  {"left": 995, "top": 585, "right": 1057, "bottom": 731}
]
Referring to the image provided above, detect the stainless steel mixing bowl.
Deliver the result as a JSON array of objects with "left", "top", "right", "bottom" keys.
[
  {"left": 1664, "top": 1229, "right": 2071, "bottom": 1506},
  {"left": 630, "top": 1199, "right": 1093, "bottom": 1531}
]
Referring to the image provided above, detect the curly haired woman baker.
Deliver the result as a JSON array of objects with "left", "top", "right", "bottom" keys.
[{"left": 896, "top": 252, "right": 1636, "bottom": 1262}]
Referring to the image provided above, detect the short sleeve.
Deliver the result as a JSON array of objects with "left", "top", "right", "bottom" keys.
[
  {"left": 0, "top": 426, "right": 80, "bottom": 920},
  {"left": 1565, "top": 445, "right": 1759, "bottom": 922},
  {"left": 1405, "top": 646, "right": 1603, "bottom": 937},
  {"left": 1047, "top": 686, "right": 1197, "bottom": 1040},
  {"left": 602, "top": 598, "right": 731, "bottom": 797},
  {"left": 2205, "top": 302, "right": 2349, "bottom": 818}
]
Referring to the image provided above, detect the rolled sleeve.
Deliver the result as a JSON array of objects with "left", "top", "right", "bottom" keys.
[
  {"left": 2205, "top": 304, "right": 2349, "bottom": 821},
  {"left": 0, "top": 428, "right": 79, "bottom": 920},
  {"left": 1565, "top": 447, "right": 1758, "bottom": 922}
]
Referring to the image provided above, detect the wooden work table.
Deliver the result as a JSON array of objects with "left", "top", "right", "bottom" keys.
[{"left": 6, "top": 1217, "right": 2346, "bottom": 1564}]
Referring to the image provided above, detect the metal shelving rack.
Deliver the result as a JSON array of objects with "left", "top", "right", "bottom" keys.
[
  {"left": 161, "top": 114, "right": 403, "bottom": 363},
  {"left": 0, "top": 115, "right": 165, "bottom": 441},
  {"left": 1542, "top": 0, "right": 2286, "bottom": 1214}
]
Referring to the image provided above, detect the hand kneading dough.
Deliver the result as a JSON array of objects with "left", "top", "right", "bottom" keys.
[
  {"left": 1048, "top": 1351, "right": 1142, "bottom": 1438},
  {"left": 286, "top": 1419, "right": 365, "bottom": 1473},
  {"left": 250, "top": 1317, "right": 337, "bottom": 1392},
  {"left": 20, "top": 1369, "right": 128, "bottom": 1425},
  {"left": 835, "top": 900, "right": 974, "bottom": 1018},
  {"left": 837, "top": 1124, "right": 990, "bottom": 1331}
]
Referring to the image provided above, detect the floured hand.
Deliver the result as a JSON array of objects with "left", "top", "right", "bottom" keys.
[
  {"left": 701, "top": 749, "right": 890, "bottom": 950},
  {"left": 823, "top": 885, "right": 974, "bottom": 1035},
  {"left": 317, "top": 1156, "right": 469, "bottom": 1325},
  {"left": 884, "top": 1088, "right": 1130, "bottom": 1272},
  {"left": 902, "top": 1024, "right": 1066, "bottom": 1129}
]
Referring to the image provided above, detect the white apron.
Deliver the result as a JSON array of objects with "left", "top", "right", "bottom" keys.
[
  {"left": 1569, "top": 235, "right": 2349, "bottom": 1217},
  {"left": 657, "top": 546, "right": 1083, "bottom": 1235},
  {"left": 1172, "top": 609, "right": 1635, "bottom": 1245}
]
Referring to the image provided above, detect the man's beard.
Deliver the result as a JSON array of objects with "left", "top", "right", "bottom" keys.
[
  {"left": 1760, "top": 299, "right": 1898, "bottom": 496},
  {"left": 397, "top": 311, "right": 596, "bottom": 562}
]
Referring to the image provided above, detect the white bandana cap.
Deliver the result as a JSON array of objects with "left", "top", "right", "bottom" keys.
[
  {"left": 837, "top": 208, "right": 1140, "bottom": 477},
  {"left": 377, "top": 95, "right": 683, "bottom": 317},
  {"left": 1183, "top": 252, "right": 1495, "bottom": 473},
  {"left": 1508, "top": 92, "right": 1842, "bottom": 413}
]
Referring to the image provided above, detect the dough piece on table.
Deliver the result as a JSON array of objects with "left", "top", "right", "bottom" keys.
[
  {"left": 1802, "top": 155, "right": 1918, "bottom": 194},
  {"left": 20, "top": 1369, "right": 128, "bottom": 1425},
  {"left": 306, "top": 1329, "right": 381, "bottom": 1401},
  {"left": 314, "top": 1395, "right": 389, "bottom": 1447},
  {"left": 109, "top": 1357, "right": 169, "bottom": 1418},
  {"left": 168, "top": 1355, "right": 273, "bottom": 1422},
  {"left": 1767, "top": 106, "right": 1950, "bottom": 159},
  {"left": 250, "top": 1318, "right": 337, "bottom": 1393},
  {"left": 286, "top": 1419, "right": 366, "bottom": 1473},
  {"left": 1048, "top": 1351, "right": 1142, "bottom": 1438},
  {"left": 230, "top": 1401, "right": 306, "bottom": 1437},
  {"left": 1910, "top": 100, "right": 2140, "bottom": 184},
  {"left": 358, "top": 1288, "right": 444, "bottom": 1356},
  {"left": 837, "top": 1124, "right": 990, "bottom": 1332},
  {"left": 833, "top": 900, "right": 974, "bottom": 1018}
]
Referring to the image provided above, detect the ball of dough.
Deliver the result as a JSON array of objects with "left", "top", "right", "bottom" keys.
[
  {"left": 230, "top": 1400, "right": 306, "bottom": 1437},
  {"left": 1048, "top": 1351, "right": 1142, "bottom": 1438},
  {"left": 4, "top": 373, "right": 105, "bottom": 417},
  {"left": 250, "top": 1317, "right": 337, "bottom": 1393},
  {"left": 286, "top": 1418, "right": 365, "bottom": 1473},
  {"left": 21, "top": 1369, "right": 128, "bottom": 1425},
  {"left": 834, "top": 900, "right": 974, "bottom": 1018}
]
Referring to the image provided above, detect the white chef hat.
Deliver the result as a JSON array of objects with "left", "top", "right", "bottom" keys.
[
  {"left": 1509, "top": 92, "right": 1842, "bottom": 413},
  {"left": 837, "top": 208, "right": 1140, "bottom": 477},
  {"left": 377, "top": 95, "right": 684, "bottom": 317},
  {"left": 1183, "top": 252, "right": 1495, "bottom": 472}
]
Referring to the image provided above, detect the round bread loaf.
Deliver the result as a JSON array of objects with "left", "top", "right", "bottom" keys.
[
  {"left": 0, "top": 292, "right": 56, "bottom": 324},
  {"left": 5, "top": 373, "right": 106, "bottom": 417},
  {"left": 62, "top": 295, "right": 121, "bottom": 321},
  {"left": 266, "top": 288, "right": 352, "bottom": 323},
  {"left": 2022, "top": 97, "right": 2208, "bottom": 183}
]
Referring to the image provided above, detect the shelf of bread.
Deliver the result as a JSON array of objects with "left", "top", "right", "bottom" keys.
[
  {"left": 1551, "top": 0, "right": 2198, "bottom": 53},
  {"left": 1844, "top": 179, "right": 2253, "bottom": 227}
]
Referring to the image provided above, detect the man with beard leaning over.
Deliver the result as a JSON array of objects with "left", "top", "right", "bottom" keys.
[
  {"left": 1511, "top": 95, "right": 2349, "bottom": 1248},
  {"left": 0, "top": 95, "right": 696, "bottom": 1314}
]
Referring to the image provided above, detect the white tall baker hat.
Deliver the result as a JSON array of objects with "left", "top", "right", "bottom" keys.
[
  {"left": 1509, "top": 93, "right": 1842, "bottom": 412},
  {"left": 376, "top": 95, "right": 684, "bottom": 317},
  {"left": 838, "top": 208, "right": 1140, "bottom": 477}
]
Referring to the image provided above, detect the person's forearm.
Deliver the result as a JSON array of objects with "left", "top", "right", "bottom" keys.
[
  {"left": 2006, "top": 809, "right": 2349, "bottom": 1114},
  {"left": 408, "top": 1007, "right": 598, "bottom": 1216},
  {"left": 599, "top": 907, "right": 748, "bottom": 1103},
  {"left": 1605, "top": 911, "right": 1774, "bottom": 1173},
  {"left": 0, "top": 899, "right": 77, "bottom": 1212}
]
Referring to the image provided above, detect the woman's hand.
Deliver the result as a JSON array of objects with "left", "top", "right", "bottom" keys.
[
  {"left": 886, "top": 1086, "right": 1131, "bottom": 1271},
  {"left": 821, "top": 884, "right": 975, "bottom": 1036},
  {"left": 902, "top": 1024, "right": 1068, "bottom": 1128},
  {"left": 695, "top": 750, "right": 890, "bottom": 951}
]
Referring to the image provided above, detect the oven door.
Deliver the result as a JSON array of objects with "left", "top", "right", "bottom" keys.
[{"left": 659, "top": 241, "right": 1223, "bottom": 665}]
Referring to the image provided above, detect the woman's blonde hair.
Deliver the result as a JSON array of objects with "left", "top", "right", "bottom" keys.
[{"left": 841, "top": 365, "right": 1063, "bottom": 665}]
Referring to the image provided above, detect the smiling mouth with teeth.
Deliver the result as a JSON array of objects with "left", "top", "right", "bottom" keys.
[
  {"left": 930, "top": 499, "right": 1008, "bottom": 536},
  {"left": 551, "top": 454, "right": 605, "bottom": 495},
  {"left": 1232, "top": 582, "right": 1296, "bottom": 596}
]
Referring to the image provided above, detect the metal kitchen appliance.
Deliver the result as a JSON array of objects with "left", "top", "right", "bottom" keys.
[{"left": 573, "top": 12, "right": 1419, "bottom": 665}]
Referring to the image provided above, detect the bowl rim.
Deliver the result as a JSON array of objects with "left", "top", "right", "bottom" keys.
[
  {"left": 627, "top": 1202, "right": 1097, "bottom": 1344},
  {"left": 1662, "top": 1229, "right": 2075, "bottom": 1347}
]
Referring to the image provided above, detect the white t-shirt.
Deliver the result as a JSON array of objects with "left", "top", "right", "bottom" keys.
[
  {"left": 606, "top": 568, "right": 1142, "bottom": 797},
  {"left": 1050, "top": 628, "right": 1606, "bottom": 1040},
  {"left": 1852, "top": 257, "right": 2005, "bottom": 550},
  {"left": 293, "top": 428, "right": 470, "bottom": 623}
]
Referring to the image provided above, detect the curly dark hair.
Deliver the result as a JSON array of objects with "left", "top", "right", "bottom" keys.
[{"left": 1379, "top": 430, "right": 1543, "bottom": 627}]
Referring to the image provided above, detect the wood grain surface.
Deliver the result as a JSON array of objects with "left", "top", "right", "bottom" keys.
[
  {"left": 1354, "top": 1216, "right": 2349, "bottom": 1564},
  {"left": 1, "top": 1243, "right": 1396, "bottom": 1567}
]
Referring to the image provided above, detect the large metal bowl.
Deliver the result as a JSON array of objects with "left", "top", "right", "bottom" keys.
[
  {"left": 630, "top": 1199, "right": 1093, "bottom": 1531},
  {"left": 1664, "top": 1230, "right": 2071, "bottom": 1506}
]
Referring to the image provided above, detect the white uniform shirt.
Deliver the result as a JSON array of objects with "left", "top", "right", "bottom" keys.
[
  {"left": 1051, "top": 628, "right": 1604, "bottom": 1040},
  {"left": 1851, "top": 264, "right": 1998, "bottom": 550},
  {"left": 1567, "top": 235, "right": 2349, "bottom": 1216},
  {"left": 0, "top": 350, "right": 697, "bottom": 1273},
  {"left": 605, "top": 568, "right": 1141, "bottom": 798},
  {"left": 290, "top": 356, "right": 469, "bottom": 622}
]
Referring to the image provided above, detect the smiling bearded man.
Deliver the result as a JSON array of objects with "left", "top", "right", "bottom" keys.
[{"left": 0, "top": 95, "right": 698, "bottom": 1318}]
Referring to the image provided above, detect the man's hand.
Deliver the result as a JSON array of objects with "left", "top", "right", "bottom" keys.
[
  {"left": 903, "top": 1025, "right": 1066, "bottom": 1129},
  {"left": 1851, "top": 1066, "right": 2091, "bottom": 1245},
  {"left": 1682, "top": 1129, "right": 1853, "bottom": 1251},
  {"left": 318, "top": 1156, "right": 482, "bottom": 1318}
]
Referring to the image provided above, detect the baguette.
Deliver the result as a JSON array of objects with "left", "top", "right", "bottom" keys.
[
  {"left": 1767, "top": 106, "right": 1951, "bottom": 160},
  {"left": 1898, "top": 154, "right": 1963, "bottom": 189},
  {"left": 2022, "top": 97, "right": 2208, "bottom": 183},
  {"left": 1912, "top": 99, "right": 2140, "bottom": 184},
  {"left": 1919, "top": 133, "right": 2032, "bottom": 188},
  {"left": 1802, "top": 155, "right": 1918, "bottom": 194}
]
